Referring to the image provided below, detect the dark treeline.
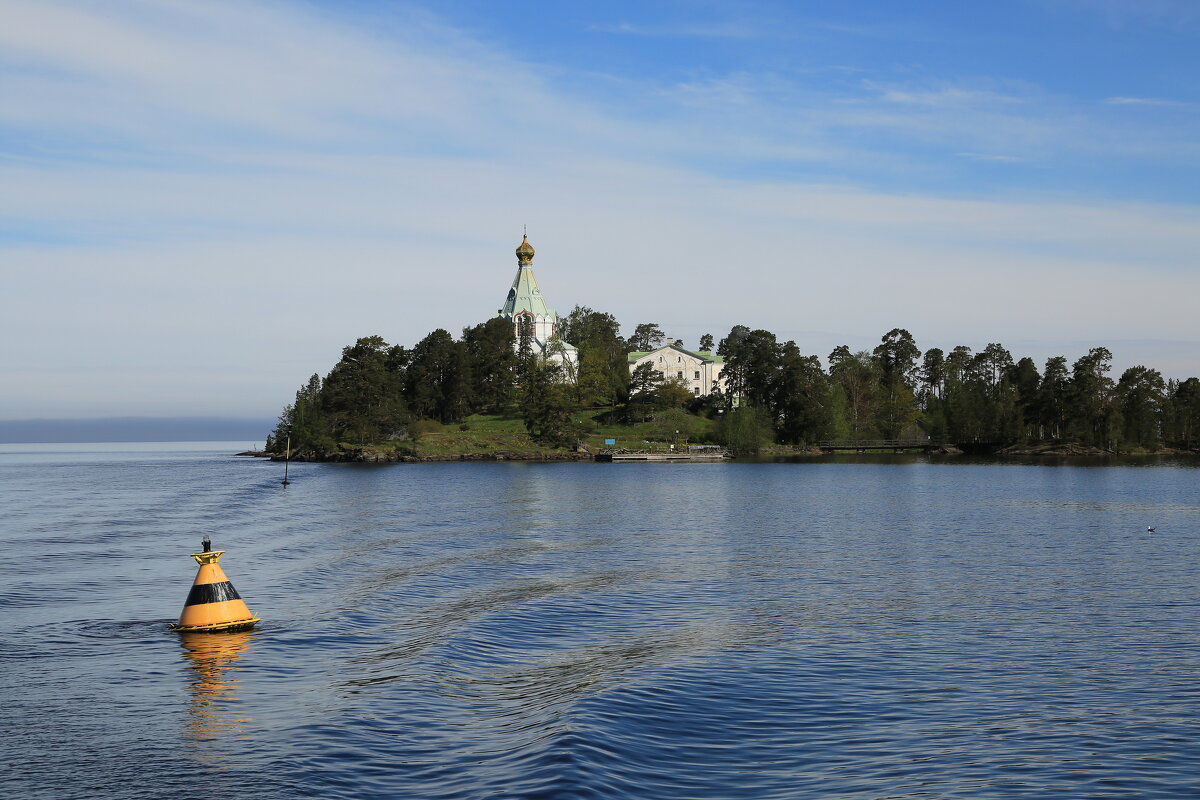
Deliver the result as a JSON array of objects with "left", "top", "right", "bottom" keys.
[
  {"left": 269, "top": 313, "right": 1200, "bottom": 455},
  {"left": 269, "top": 307, "right": 631, "bottom": 454}
]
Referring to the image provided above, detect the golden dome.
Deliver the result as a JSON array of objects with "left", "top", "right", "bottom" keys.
[{"left": 515, "top": 234, "right": 535, "bottom": 265}]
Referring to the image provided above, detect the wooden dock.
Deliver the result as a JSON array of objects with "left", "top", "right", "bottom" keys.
[{"left": 596, "top": 448, "right": 728, "bottom": 462}]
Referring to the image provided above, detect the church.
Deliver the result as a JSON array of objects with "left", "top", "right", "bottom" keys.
[{"left": 498, "top": 234, "right": 579, "bottom": 376}]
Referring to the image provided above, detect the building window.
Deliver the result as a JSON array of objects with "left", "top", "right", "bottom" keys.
[
  {"left": 677, "top": 356, "right": 681, "bottom": 362},
  {"left": 694, "top": 371, "right": 700, "bottom": 380},
  {"left": 693, "top": 387, "right": 700, "bottom": 395},
  {"left": 677, "top": 371, "right": 683, "bottom": 379}
]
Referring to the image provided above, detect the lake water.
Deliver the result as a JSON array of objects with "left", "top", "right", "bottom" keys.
[{"left": 3, "top": 443, "right": 1200, "bottom": 799}]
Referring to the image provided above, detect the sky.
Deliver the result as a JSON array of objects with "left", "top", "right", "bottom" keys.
[{"left": 1, "top": 0, "right": 1198, "bottom": 420}]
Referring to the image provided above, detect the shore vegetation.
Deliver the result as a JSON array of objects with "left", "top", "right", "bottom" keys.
[{"left": 266, "top": 311, "right": 1200, "bottom": 461}]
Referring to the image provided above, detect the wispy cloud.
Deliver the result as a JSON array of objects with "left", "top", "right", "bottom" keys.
[
  {"left": 956, "top": 152, "right": 1028, "bottom": 162},
  {"left": 589, "top": 21, "right": 766, "bottom": 39},
  {"left": 2, "top": 0, "right": 1200, "bottom": 417},
  {"left": 1054, "top": 0, "right": 1200, "bottom": 30},
  {"left": 877, "top": 86, "right": 1028, "bottom": 107},
  {"left": 1106, "top": 96, "right": 1195, "bottom": 108},
  {"left": 589, "top": 17, "right": 885, "bottom": 40}
]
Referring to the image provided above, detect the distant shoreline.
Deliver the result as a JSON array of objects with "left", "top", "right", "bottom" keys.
[{"left": 0, "top": 417, "right": 272, "bottom": 444}]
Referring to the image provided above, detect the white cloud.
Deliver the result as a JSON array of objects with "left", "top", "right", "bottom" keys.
[{"left": 2, "top": 0, "right": 1200, "bottom": 418}]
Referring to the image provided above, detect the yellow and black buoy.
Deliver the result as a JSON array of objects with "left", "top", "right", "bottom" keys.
[{"left": 171, "top": 537, "right": 260, "bottom": 633}]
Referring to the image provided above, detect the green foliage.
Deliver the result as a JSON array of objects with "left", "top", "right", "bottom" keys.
[
  {"left": 774, "top": 343, "right": 833, "bottom": 445},
  {"left": 1037, "top": 356, "right": 1070, "bottom": 439},
  {"left": 1009, "top": 357, "right": 1041, "bottom": 439},
  {"left": 655, "top": 376, "right": 693, "bottom": 409},
  {"left": 562, "top": 306, "right": 629, "bottom": 406},
  {"left": 829, "top": 349, "right": 881, "bottom": 439},
  {"left": 715, "top": 405, "right": 772, "bottom": 455},
  {"left": 1166, "top": 378, "right": 1200, "bottom": 448},
  {"left": 406, "top": 329, "right": 469, "bottom": 423},
  {"left": 462, "top": 317, "right": 516, "bottom": 412},
  {"left": 1067, "top": 347, "right": 1118, "bottom": 448},
  {"left": 522, "top": 361, "right": 583, "bottom": 448},
  {"left": 1117, "top": 365, "right": 1165, "bottom": 449},
  {"left": 648, "top": 407, "right": 703, "bottom": 444},
  {"left": 717, "top": 325, "right": 750, "bottom": 358},
  {"left": 627, "top": 322, "right": 665, "bottom": 352},
  {"left": 699, "top": 333, "right": 715, "bottom": 351},
  {"left": 407, "top": 419, "right": 444, "bottom": 440},
  {"left": 269, "top": 312, "right": 1197, "bottom": 458},
  {"left": 322, "top": 335, "right": 409, "bottom": 444},
  {"left": 629, "top": 362, "right": 662, "bottom": 402}
]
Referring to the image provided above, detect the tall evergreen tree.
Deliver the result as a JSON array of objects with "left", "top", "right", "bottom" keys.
[
  {"left": 774, "top": 342, "right": 832, "bottom": 445},
  {"left": 829, "top": 349, "right": 882, "bottom": 439},
  {"left": 561, "top": 305, "right": 629, "bottom": 406},
  {"left": 406, "top": 329, "right": 469, "bottom": 423},
  {"left": 322, "top": 335, "right": 409, "bottom": 444},
  {"left": 1068, "top": 347, "right": 1118, "bottom": 448},
  {"left": 872, "top": 329, "right": 921, "bottom": 438},
  {"left": 1167, "top": 378, "right": 1200, "bottom": 448},
  {"left": 1116, "top": 365, "right": 1166, "bottom": 449},
  {"left": 1008, "top": 357, "right": 1041, "bottom": 440},
  {"left": 461, "top": 317, "right": 516, "bottom": 413},
  {"left": 627, "top": 322, "right": 666, "bottom": 352},
  {"left": 722, "top": 328, "right": 780, "bottom": 410},
  {"left": 522, "top": 361, "right": 581, "bottom": 448},
  {"left": 1037, "top": 356, "right": 1070, "bottom": 440}
]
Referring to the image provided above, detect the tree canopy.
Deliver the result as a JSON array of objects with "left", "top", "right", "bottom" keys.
[{"left": 268, "top": 314, "right": 1200, "bottom": 457}]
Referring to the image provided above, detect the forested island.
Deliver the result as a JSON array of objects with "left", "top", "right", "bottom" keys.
[{"left": 265, "top": 306, "right": 1200, "bottom": 461}]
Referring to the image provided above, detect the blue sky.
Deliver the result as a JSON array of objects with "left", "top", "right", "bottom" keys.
[{"left": 1, "top": 0, "right": 1198, "bottom": 419}]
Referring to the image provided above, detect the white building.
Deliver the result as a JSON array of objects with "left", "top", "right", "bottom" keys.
[
  {"left": 498, "top": 234, "right": 579, "bottom": 377},
  {"left": 628, "top": 342, "right": 726, "bottom": 397}
]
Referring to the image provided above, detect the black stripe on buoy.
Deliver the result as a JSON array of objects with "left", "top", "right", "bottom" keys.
[{"left": 185, "top": 581, "right": 244, "bottom": 606}]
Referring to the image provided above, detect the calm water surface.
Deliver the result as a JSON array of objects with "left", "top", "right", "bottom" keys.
[{"left": 2, "top": 443, "right": 1199, "bottom": 799}]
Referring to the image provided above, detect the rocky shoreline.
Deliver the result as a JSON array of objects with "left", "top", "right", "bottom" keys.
[
  {"left": 238, "top": 449, "right": 593, "bottom": 463},
  {"left": 238, "top": 443, "right": 1196, "bottom": 463}
]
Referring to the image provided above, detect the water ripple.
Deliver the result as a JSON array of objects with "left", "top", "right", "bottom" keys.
[{"left": 4, "top": 449, "right": 1200, "bottom": 798}]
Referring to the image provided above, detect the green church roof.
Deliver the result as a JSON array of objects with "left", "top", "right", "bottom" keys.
[{"left": 500, "top": 235, "right": 556, "bottom": 319}]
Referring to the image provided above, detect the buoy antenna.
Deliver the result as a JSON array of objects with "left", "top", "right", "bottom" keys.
[{"left": 201, "top": 536, "right": 212, "bottom": 553}]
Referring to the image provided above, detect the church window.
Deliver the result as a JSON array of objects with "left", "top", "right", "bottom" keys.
[
  {"left": 693, "top": 387, "right": 700, "bottom": 395},
  {"left": 677, "top": 371, "right": 683, "bottom": 379},
  {"left": 694, "top": 371, "right": 700, "bottom": 380}
]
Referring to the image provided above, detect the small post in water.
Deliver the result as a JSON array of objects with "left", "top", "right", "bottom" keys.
[{"left": 282, "top": 434, "right": 291, "bottom": 486}]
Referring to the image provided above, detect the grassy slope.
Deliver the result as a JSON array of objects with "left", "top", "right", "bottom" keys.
[{"left": 405, "top": 410, "right": 718, "bottom": 457}]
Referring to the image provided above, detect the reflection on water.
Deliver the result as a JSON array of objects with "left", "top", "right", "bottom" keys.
[
  {"left": 178, "top": 631, "right": 254, "bottom": 741},
  {"left": 6, "top": 446, "right": 1200, "bottom": 798}
]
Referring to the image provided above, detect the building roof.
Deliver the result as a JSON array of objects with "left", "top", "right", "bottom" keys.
[
  {"left": 515, "top": 234, "right": 535, "bottom": 265},
  {"left": 627, "top": 344, "right": 724, "bottom": 364},
  {"left": 499, "top": 236, "right": 556, "bottom": 319}
]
